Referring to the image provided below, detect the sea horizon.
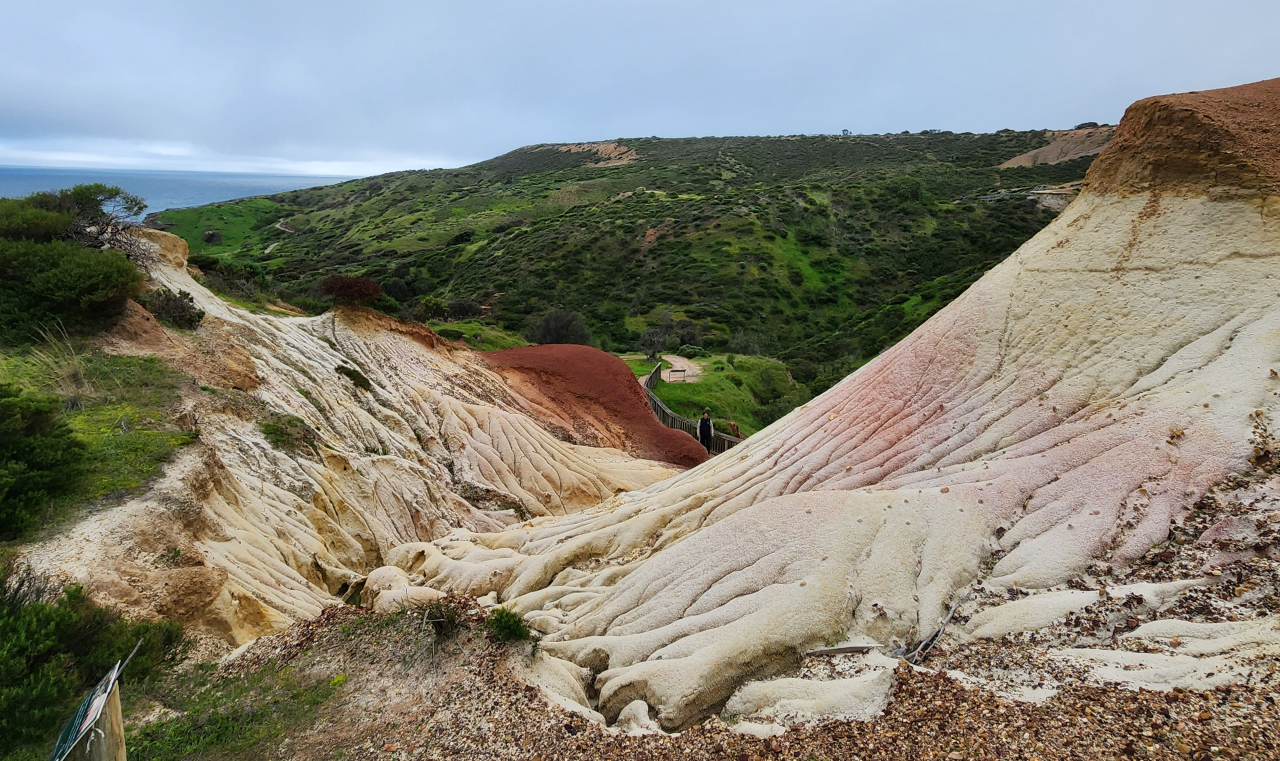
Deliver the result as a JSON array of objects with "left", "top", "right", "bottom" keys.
[{"left": 0, "top": 165, "right": 358, "bottom": 215}]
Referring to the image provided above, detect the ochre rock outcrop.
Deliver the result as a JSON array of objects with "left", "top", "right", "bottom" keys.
[
  {"left": 22, "top": 230, "right": 677, "bottom": 644},
  {"left": 483, "top": 345, "right": 708, "bottom": 468},
  {"left": 388, "top": 78, "right": 1280, "bottom": 728}
]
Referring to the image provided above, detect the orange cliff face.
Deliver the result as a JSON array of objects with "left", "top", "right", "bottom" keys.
[
  {"left": 397, "top": 78, "right": 1280, "bottom": 728},
  {"left": 1083, "top": 77, "right": 1280, "bottom": 196}
]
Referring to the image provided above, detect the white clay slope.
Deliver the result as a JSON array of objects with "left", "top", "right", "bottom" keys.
[
  {"left": 387, "top": 78, "right": 1280, "bottom": 728},
  {"left": 22, "top": 230, "right": 676, "bottom": 644}
]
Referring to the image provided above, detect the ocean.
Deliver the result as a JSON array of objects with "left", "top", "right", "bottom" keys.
[{"left": 0, "top": 166, "right": 355, "bottom": 215}]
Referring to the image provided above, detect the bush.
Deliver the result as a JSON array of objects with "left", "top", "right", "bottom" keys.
[
  {"left": 528, "top": 309, "right": 592, "bottom": 346},
  {"left": 423, "top": 600, "right": 468, "bottom": 640},
  {"left": 676, "top": 344, "right": 708, "bottom": 359},
  {"left": 484, "top": 607, "right": 531, "bottom": 643},
  {"left": 445, "top": 299, "right": 483, "bottom": 320},
  {"left": 336, "top": 365, "right": 372, "bottom": 391},
  {"left": 0, "top": 238, "right": 144, "bottom": 341},
  {"left": 136, "top": 288, "right": 205, "bottom": 330},
  {"left": 320, "top": 274, "right": 382, "bottom": 305},
  {"left": 0, "top": 384, "right": 86, "bottom": 539},
  {"left": 0, "top": 564, "right": 183, "bottom": 752},
  {"left": 410, "top": 295, "right": 447, "bottom": 321},
  {"left": 258, "top": 412, "right": 316, "bottom": 452}
]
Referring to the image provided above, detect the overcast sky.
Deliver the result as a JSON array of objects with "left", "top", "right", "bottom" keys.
[{"left": 1, "top": 1, "right": 1276, "bottom": 176}]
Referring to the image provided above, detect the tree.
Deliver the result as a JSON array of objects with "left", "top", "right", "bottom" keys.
[
  {"left": 529, "top": 309, "right": 592, "bottom": 346},
  {"left": 637, "top": 316, "right": 673, "bottom": 360},
  {"left": 320, "top": 274, "right": 382, "bottom": 304},
  {"left": 23, "top": 184, "right": 148, "bottom": 262}
]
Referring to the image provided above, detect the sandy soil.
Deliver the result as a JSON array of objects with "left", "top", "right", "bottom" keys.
[
  {"left": 483, "top": 344, "right": 708, "bottom": 468},
  {"left": 999, "top": 127, "right": 1115, "bottom": 168},
  {"left": 660, "top": 354, "right": 702, "bottom": 382}
]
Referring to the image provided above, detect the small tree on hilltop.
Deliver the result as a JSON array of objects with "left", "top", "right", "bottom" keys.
[
  {"left": 529, "top": 309, "right": 592, "bottom": 346},
  {"left": 321, "top": 274, "right": 382, "bottom": 305}
]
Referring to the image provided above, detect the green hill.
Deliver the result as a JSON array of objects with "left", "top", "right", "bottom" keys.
[{"left": 156, "top": 131, "right": 1097, "bottom": 393}]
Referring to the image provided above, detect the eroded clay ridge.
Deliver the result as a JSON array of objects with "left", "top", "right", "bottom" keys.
[
  {"left": 22, "top": 229, "right": 678, "bottom": 644},
  {"left": 1084, "top": 76, "right": 1280, "bottom": 195},
  {"left": 390, "top": 78, "right": 1280, "bottom": 728}
]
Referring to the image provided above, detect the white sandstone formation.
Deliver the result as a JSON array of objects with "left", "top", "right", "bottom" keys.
[
  {"left": 388, "top": 78, "right": 1280, "bottom": 728},
  {"left": 22, "top": 78, "right": 1280, "bottom": 732},
  {"left": 21, "top": 229, "right": 676, "bottom": 644}
]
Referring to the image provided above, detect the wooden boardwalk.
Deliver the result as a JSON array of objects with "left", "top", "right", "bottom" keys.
[{"left": 642, "top": 364, "right": 743, "bottom": 455}]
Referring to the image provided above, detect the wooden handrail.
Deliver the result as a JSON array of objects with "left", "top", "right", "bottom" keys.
[{"left": 642, "top": 363, "right": 743, "bottom": 455}]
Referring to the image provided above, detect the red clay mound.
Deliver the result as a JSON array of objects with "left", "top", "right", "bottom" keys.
[{"left": 482, "top": 345, "right": 708, "bottom": 469}]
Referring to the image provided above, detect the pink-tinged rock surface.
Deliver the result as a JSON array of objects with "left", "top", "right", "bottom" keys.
[{"left": 404, "top": 78, "right": 1280, "bottom": 728}]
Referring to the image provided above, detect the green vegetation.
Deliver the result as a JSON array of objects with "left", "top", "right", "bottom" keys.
[
  {"left": 154, "top": 197, "right": 285, "bottom": 257},
  {"left": 0, "top": 349, "right": 195, "bottom": 540},
  {"left": 335, "top": 365, "right": 371, "bottom": 390},
  {"left": 652, "top": 354, "right": 808, "bottom": 436},
  {"left": 0, "top": 184, "right": 198, "bottom": 542},
  {"left": 0, "top": 187, "right": 149, "bottom": 343},
  {"left": 125, "top": 664, "right": 335, "bottom": 761},
  {"left": 623, "top": 356, "right": 663, "bottom": 377},
  {"left": 0, "top": 565, "right": 183, "bottom": 758},
  {"left": 258, "top": 412, "right": 316, "bottom": 452},
  {"left": 484, "top": 607, "right": 532, "bottom": 643},
  {"left": 0, "top": 385, "right": 85, "bottom": 539},
  {"left": 422, "top": 600, "right": 468, "bottom": 641},
  {"left": 157, "top": 131, "right": 1095, "bottom": 411},
  {"left": 527, "top": 308, "right": 592, "bottom": 346},
  {"left": 135, "top": 288, "right": 205, "bottom": 331},
  {"left": 426, "top": 319, "right": 528, "bottom": 351}
]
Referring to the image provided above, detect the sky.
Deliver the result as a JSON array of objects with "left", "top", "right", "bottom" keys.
[{"left": 1, "top": 0, "right": 1277, "bottom": 177}]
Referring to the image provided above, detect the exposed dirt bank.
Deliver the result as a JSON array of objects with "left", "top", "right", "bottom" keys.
[{"left": 483, "top": 344, "right": 708, "bottom": 469}]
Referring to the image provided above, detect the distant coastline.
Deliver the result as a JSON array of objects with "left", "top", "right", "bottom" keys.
[{"left": 0, "top": 165, "right": 354, "bottom": 215}]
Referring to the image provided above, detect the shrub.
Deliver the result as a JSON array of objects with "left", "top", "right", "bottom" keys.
[
  {"left": 258, "top": 413, "right": 316, "bottom": 452},
  {"left": 320, "top": 274, "right": 382, "bottom": 305},
  {"left": 136, "top": 288, "right": 205, "bottom": 330},
  {"left": 528, "top": 309, "right": 592, "bottom": 346},
  {"left": 445, "top": 299, "right": 483, "bottom": 320},
  {"left": 676, "top": 344, "right": 707, "bottom": 359},
  {"left": 422, "top": 600, "right": 468, "bottom": 640},
  {"left": 445, "top": 229, "right": 474, "bottom": 246},
  {"left": 0, "top": 564, "right": 183, "bottom": 752},
  {"left": 380, "top": 277, "right": 410, "bottom": 302},
  {"left": 0, "top": 384, "right": 86, "bottom": 539},
  {"left": 0, "top": 238, "right": 144, "bottom": 341},
  {"left": 335, "top": 365, "right": 372, "bottom": 391},
  {"left": 410, "top": 295, "right": 447, "bottom": 321},
  {"left": 484, "top": 607, "right": 531, "bottom": 643}
]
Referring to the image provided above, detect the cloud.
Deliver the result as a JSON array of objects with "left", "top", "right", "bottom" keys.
[
  {"left": 0, "top": 137, "right": 457, "bottom": 176},
  {"left": 1, "top": 0, "right": 1278, "bottom": 176}
]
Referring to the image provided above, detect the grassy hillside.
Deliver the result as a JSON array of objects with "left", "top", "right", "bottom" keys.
[{"left": 157, "top": 131, "right": 1098, "bottom": 394}]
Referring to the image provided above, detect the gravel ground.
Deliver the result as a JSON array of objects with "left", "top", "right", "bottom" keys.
[{"left": 162, "top": 464, "right": 1280, "bottom": 761}]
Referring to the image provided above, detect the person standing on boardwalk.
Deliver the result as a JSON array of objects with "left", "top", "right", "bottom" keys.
[{"left": 698, "top": 410, "right": 714, "bottom": 452}]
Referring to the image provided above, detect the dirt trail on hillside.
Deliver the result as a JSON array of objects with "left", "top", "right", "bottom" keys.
[
  {"left": 659, "top": 354, "right": 701, "bottom": 382},
  {"left": 484, "top": 345, "right": 708, "bottom": 468}
]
